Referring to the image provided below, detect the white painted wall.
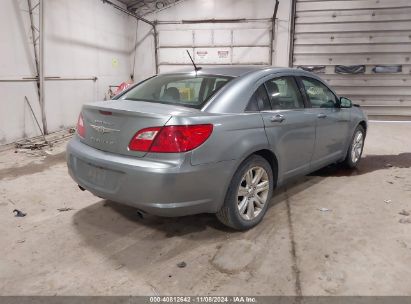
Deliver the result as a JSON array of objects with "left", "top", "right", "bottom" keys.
[
  {"left": 0, "top": 0, "right": 293, "bottom": 145},
  {"left": 0, "top": 0, "right": 42, "bottom": 144},
  {"left": 133, "top": 0, "right": 293, "bottom": 81},
  {"left": 0, "top": 0, "right": 136, "bottom": 144}
]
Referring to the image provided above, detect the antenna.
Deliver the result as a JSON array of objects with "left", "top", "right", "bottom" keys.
[{"left": 186, "top": 50, "right": 202, "bottom": 73}]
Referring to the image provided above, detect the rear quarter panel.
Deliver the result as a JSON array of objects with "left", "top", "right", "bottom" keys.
[{"left": 166, "top": 113, "right": 270, "bottom": 166}]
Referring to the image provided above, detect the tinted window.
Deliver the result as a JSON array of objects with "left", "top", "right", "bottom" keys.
[
  {"left": 246, "top": 85, "right": 271, "bottom": 111},
  {"left": 120, "top": 74, "right": 232, "bottom": 108},
  {"left": 301, "top": 77, "right": 338, "bottom": 108},
  {"left": 265, "top": 77, "right": 304, "bottom": 109}
]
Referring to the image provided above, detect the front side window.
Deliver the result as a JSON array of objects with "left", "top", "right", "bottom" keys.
[
  {"left": 301, "top": 77, "right": 338, "bottom": 108},
  {"left": 120, "top": 74, "right": 232, "bottom": 108},
  {"left": 264, "top": 77, "right": 304, "bottom": 110}
]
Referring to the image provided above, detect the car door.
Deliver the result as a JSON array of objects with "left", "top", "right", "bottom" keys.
[
  {"left": 298, "top": 76, "right": 351, "bottom": 169},
  {"left": 257, "top": 76, "right": 317, "bottom": 182}
]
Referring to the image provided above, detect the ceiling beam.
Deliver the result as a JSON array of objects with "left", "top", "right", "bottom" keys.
[{"left": 126, "top": 0, "right": 144, "bottom": 10}]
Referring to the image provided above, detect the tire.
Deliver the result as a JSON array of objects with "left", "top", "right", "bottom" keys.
[
  {"left": 216, "top": 155, "right": 274, "bottom": 230},
  {"left": 343, "top": 125, "right": 365, "bottom": 169}
]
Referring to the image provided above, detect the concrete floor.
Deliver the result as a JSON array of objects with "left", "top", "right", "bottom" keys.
[{"left": 0, "top": 122, "right": 410, "bottom": 296}]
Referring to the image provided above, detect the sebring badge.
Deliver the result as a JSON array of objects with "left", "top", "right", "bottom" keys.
[{"left": 89, "top": 124, "right": 120, "bottom": 134}]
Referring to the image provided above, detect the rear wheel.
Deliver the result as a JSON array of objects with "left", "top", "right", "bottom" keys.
[
  {"left": 343, "top": 125, "right": 365, "bottom": 168},
  {"left": 216, "top": 155, "right": 274, "bottom": 230}
]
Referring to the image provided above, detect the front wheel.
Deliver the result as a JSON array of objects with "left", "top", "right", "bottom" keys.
[
  {"left": 216, "top": 155, "right": 274, "bottom": 230},
  {"left": 343, "top": 125, "right": 365, "bottom": 168}
]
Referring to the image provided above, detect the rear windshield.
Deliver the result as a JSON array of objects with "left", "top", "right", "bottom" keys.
[{"left": 118, "top": 74, "right": 232, "bottom": 108}]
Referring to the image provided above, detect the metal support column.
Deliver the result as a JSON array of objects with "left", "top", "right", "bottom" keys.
[
  {"left": 288, "top": 0, "right": 297, "bottom": 68},
  {"left": 26, "top": 0, "right": 47, "bottom": 134},
  {"left": 153, "top": 25, "right": 159, "bottom": 74},
  {"left": 39, "top": 0, "right": 47, "bottom": 134},
  {"left": 269, "top": 0, "right": 280, "bottom": 66},
  {"left": 27, "top": 0, "right": 40, "bottom": 99}
]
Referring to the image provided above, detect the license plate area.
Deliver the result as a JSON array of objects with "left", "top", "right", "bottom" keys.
[
  {"left": 76, "top": 158, "right": 123, "bottom": 192},
  {"left": 86, "top": 164, "right": 107, "bottom": 187}
]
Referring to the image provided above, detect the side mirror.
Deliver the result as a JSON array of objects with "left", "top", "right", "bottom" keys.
[{"left": 339, "top": 97, "right": 352, "bottom": 108}]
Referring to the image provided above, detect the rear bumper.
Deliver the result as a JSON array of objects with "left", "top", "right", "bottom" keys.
[{"left": 66, "top": 137, "right": 236, "bottom": 216}]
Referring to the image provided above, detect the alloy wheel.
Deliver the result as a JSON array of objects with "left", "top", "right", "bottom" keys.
[
  {"left": 237, "top": 166, "right": 270, "bottom": 220},
  {"left": 351, "top": 131, "right": 364, "bottom": 163}
]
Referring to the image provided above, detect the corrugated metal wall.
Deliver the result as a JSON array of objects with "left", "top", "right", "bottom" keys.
[{"left": 293, "top": 0, "right": 411, "bottom": 117}]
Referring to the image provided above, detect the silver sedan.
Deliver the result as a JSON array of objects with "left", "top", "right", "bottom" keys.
[{"left": 66, "top": 66, "right": 367, "bottom": 230}]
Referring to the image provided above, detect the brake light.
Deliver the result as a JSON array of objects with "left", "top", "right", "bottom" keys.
[
  {"left": 128, "top": 124, "right": 213, "bottom": 153},
  {"left": 77, "top": 113, "right": 85, "bottom": 138}
]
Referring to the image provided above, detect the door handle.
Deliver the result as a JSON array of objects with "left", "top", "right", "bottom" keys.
[
  {"left": 270, "top": 114, "right": 285, "bottom": 123},
  {"left": 317, "top": 113, "right": 327, "bottom": 119}
]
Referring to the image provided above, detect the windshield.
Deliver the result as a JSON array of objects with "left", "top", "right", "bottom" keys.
[{"left": 119, "top": 74, "right": 232, "bottom": 108}]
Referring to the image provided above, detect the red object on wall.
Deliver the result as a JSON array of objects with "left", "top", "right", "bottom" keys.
[{"left": 114, "top": 82, "right": 132, "bottom": 95}]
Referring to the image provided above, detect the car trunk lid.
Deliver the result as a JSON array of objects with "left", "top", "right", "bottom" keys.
[{"left": 80, "top": 99, "right": 196, "bottom": 157}]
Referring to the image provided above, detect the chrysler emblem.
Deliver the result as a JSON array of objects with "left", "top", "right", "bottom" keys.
[{"left": 90, "top": 124, "right": 120, "bottom": 134}]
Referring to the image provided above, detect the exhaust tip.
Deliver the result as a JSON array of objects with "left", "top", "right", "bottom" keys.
[{"left": 78, "top": 185, "right": 86, "bottom": 191}]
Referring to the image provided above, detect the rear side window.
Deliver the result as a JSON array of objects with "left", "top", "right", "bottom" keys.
[
  {"left": 246, "top": 85, "right": 271, "bottom": 112},
  {"left": 120, "top": 74, "right": 232, "bottom": 108},
  {"left": 301, "top": 77, "right": 338, "bottom": 108},
  {"left": 265, "top": 77, "right": 304, "bottom": 110}
]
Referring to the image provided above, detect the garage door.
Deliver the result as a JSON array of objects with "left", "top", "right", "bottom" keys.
[
  {"left": 156, "top": 21, "right": 272, "bottom": 74},
  {"left": 292, "top": 0, "right": 411, "bottom": 117}
]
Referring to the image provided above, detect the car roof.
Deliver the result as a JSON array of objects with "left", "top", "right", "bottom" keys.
[{"left": 161, "top": 65, "right": 299, "bottom": 77}]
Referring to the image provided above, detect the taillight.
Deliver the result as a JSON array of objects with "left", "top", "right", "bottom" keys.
[
  {"left": 128, "top": 127, "right": 161, "bottom": 152},
  {"left": 128, "top": 124, "right": 213, "bottom": 153},
  {"left": 77, "top": 113, "right": 85, "bottom": 138}
]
